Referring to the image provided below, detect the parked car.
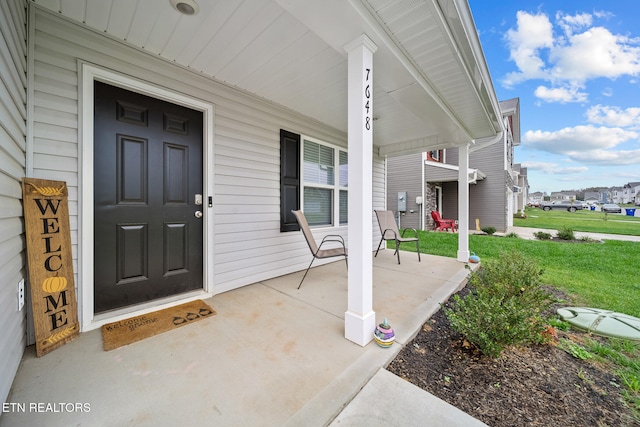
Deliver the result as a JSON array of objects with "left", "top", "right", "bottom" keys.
[
  {"left": 602, "top": 203, "right": 622, "bottom": 213},
  {"left": 540, "top": 200, "right": 583, "bottom": 212}
]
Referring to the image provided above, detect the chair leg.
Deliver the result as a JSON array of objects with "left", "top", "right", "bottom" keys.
[
  {"left": 374, "top": 237, "right": 384, "bottom": 257},
  {"left": 416, "top": 240, "right": 421, "bottom": 262},
  {"left": 395, "top": 240, "right": 400, "bottom": 264},
  {"left": 298, "top": 257, "right": 316, "bottom": 289}
]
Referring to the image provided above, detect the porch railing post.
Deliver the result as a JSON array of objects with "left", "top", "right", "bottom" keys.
[{"left": 344, "top": 34, "right": 377, "bottom": 346}]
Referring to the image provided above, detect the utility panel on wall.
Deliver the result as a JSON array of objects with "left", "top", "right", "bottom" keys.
[{"left": 398, "top": 191, "right": 407, "bottom": 212}]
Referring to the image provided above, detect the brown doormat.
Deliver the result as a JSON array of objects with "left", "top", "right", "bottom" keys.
[{"left": 101, "top": 300, "right": 216, "bottom": 351}]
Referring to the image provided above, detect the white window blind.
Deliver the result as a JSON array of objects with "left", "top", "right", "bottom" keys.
[{"left": 302, "top": 138, "right": 348, "bottom": 227}]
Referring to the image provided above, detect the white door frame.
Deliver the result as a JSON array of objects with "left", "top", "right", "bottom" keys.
[
  {"left": 435, "top": 185, "right": 443, "bottom": 212},
  {"left": 79, "top": 63, "right": 215, "bottom": 331}
]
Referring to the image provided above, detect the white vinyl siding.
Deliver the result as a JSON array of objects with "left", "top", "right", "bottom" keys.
[
  {"left": 0, "top": 0, "right": 27, "bottom": 407},
  {"left": 29, "top": 5, "right": 385, "bottom": 302},
  {"left": 372, "top": 151, "right": 385, "bottom": 247}
]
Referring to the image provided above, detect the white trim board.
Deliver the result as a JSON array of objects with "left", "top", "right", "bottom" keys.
[{"left": 79, "top": 62, "right": 215, "bottom": 331}]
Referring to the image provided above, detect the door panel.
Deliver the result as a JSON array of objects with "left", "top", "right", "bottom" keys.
[{"left": 94, "top": 81, "right": 203, "bottom": 313}]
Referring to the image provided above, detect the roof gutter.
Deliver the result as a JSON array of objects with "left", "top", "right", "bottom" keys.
[
  {"left": 469, "top": 130, "right": 503, "bottom": 154},
  {"left": 436, "top": 0, "right": 504, "bottom": 135}
]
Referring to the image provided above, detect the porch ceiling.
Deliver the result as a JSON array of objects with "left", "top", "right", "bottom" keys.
[{"left": 32, "top": 0, "right": 502, "bottom": 156}]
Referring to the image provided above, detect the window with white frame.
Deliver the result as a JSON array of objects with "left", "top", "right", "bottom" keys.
[{"left": 302, "top": 137, "right": 348, "bottom": 227}]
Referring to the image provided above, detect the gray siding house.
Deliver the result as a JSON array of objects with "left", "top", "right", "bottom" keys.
[
  {"left": 387, "top": 98, "right": 521, "bottom": 232},
  {"left": 513, "top": 163, "right": 529, "bottom": 214},
  {"left": 0, "top": 0, "right": 506, "bottom": 407}
]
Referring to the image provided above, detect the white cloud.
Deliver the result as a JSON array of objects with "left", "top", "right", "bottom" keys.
[
  {"left": 502, "top": 11, "right": 553, "bottom": 87},
  {"left": 593, "top": 10, "right": 614, "bottom": 20},
  {"left": 523, "top": 125, "right": 639, "bottom": 165},
  {"left": 534, "top": 85, "right": 588, "bottom": 103},
  {"left": 586, "top": 105, "right": 640, "bottom": 127},
  {"left": 567, "top": 148, "right": 640, "bottom": 165},
  {"left": 502, "top": 11, "right": 640, "bottom": 101},
  {"left": 524, "top": 125, "right": 636, "bottom": 152},
  {"left": 556, "top": 12, "right": 592, "bottom": 36},
  {"left": 549, "top": 27, "right": 640, "bottom": 82},
  {"left": 521, "top": 161, "right": 588, "bottom": 174}
]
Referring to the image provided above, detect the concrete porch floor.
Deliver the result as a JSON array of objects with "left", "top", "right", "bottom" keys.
[{"left": 1, "top": 250, "right": 484, "bottom": 427}]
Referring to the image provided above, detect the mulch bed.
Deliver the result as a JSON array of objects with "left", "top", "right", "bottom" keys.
[{"left": 387, "top": 286, "right": 638, "bottom": 427}]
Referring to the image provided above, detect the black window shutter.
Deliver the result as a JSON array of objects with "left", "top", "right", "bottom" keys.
[{"left": 280, "top": 129, "right": 300, "bottom": 232}]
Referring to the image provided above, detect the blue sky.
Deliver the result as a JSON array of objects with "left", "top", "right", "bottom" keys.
[{"left": 468, "top": 1, "right": 640, "bottom": 194}]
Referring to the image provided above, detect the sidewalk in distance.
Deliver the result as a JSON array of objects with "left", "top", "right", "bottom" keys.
[{"left": 506, "top": 226, "right": 640, "bottom": 242}]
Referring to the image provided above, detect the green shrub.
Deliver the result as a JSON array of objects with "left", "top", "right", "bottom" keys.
[
  {"left": 481, "top": 226, "right": 496, "bottom": 235},
  {"left": 533, "top": 231, "right": 552, "bottom": 240},
  {"left": 445, "top": 251, "right": 554, "bottom": 357},
  {"left": 505, "top": 232, "right": 520, "bottom": 238},
  {"left": 556, "top": 226, "right": 575, "bottom": 240}
]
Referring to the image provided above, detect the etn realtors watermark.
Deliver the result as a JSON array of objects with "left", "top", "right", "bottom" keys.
[{"left": 2, "top": 402, "right": 91, "bottom": 413}]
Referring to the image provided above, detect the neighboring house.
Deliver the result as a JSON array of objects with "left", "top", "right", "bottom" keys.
[
  {"left": 633, "top": 183, "right": 640, "bottom": 205},
  {"left": 386, "top": 98, "right": 521, "bottom": 232},
  {"left": 0, "top": 0, "right": 505, "bottom": 406},
  {"left": 528, "top": 191, "right": 545, "bottom": 205},
  {"left": 550, "top": 192, "right": 577, "bottom": 202},
  {"left": 619, "top": 182, "right": 640, "bottom": 204},
  {"left": 611, "top": 187, "right": 624, "bottom": 204},
  {"left": 513, "top": 163, "right": 529, "bottom": 215},
  {"left": 584, "top": 191, "right": 602, "bottom": 205}
]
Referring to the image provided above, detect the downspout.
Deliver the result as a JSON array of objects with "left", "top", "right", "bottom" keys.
[
  {"left": 421, "top": 153, "right": 425, "bottom": 230},
  {"left": 26, "top": 2, "right": 35, "bottom": 177}
]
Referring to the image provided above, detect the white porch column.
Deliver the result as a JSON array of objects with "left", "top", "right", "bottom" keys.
[
  {"left": 457, "top": 143, "right": 470, "bottom": 262},
  {"left": 344, "top": 34, "right": 377, "bottom": 346}
]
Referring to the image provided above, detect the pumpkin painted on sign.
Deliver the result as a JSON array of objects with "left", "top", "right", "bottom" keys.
[{"left": 42, "top": 274, "right": 67, "bottom": 293}]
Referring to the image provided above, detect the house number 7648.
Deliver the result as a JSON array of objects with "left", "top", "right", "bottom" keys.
[{"left": 364, "top": 68, "right": 371, "bottom": 130}]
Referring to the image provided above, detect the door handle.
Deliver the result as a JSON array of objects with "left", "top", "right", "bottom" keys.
[{"left": 194, "top": 211, "right": 203, "bottom": 218}]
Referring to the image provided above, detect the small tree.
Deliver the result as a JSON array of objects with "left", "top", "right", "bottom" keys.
[{"left": 445, "top": 251, "right": 554, "bottom": 357}]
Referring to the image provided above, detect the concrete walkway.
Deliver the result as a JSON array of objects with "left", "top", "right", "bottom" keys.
[
  {"left": 507, "top": 226, "right": 640, "bottom": 242},
  {"left": 1, "top": 250, "right": 486, "bottom": 427}
]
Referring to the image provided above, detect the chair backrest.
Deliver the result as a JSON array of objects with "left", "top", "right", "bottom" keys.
[
  {"left": 375, "top": 210, "right": 400, "bottom": 239},
  {"left": 292, "top": 210, "right": 319, "bottom": 254},
  {"left": 430, "top": 210, "right": 442, "bottom": 222}
]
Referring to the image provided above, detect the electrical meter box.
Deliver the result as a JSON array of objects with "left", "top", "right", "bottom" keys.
[{"left": 397, "top": 191, "right": 407, "bottom": 212}]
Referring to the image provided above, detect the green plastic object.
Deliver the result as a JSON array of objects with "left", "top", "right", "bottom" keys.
[{"left": 557, "top": 307, "right": 640, "bottom": 341}]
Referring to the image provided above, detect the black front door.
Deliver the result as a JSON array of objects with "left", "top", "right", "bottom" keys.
[{"left": 93, "top": 81, "right": 203, "bottom": 313}]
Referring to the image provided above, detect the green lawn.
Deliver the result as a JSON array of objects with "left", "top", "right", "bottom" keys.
[
  {"left": 396, "top": 231, "right": 640, "bottom": 318},
  {"left": 515, "top": 206, "right": 640, "bottom": 236}
]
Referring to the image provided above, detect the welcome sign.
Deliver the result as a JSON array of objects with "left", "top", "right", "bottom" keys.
[{"left": 22, "top": 178, "right": 79, "bottom": 357}]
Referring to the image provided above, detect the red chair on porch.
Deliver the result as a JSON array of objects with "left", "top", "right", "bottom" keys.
[{"left": 430, "top": 210, "right": 457, "bottom": 232}]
